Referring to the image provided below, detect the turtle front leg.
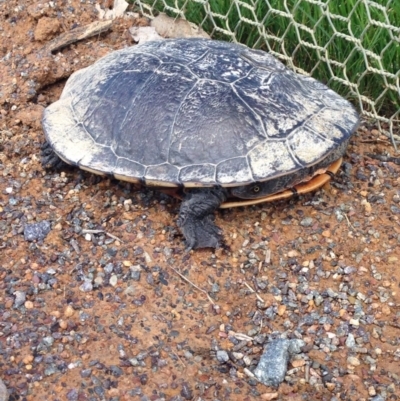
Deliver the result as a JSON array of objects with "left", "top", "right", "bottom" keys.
[
  {"left": 41, "top": 141, "right": 68, "bottom": 169},
  {"left": 177, "top": 187, "right": 228, "bottom": 250}
]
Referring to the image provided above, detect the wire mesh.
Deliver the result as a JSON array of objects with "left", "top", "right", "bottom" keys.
[{"left": 134, "top": 0, "right": 400, "bottom": 146}]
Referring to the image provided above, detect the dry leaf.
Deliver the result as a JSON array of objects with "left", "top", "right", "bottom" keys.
[
  {"left": 129, "top": 26, "right": 162, "bottom": 43},
  {"left": 151, "top": 13, "right": 210, "bottom": 39}
]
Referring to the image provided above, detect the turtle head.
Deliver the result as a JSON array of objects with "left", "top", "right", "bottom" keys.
[
  {"left": 230, "top": 175, "right": 291, "bottom": 200},
  {"left": 230, "top": 182, "right": 271, "bottom": 200}
]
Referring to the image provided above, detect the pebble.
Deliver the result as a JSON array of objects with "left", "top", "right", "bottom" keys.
[
  {"left": 23, "top": 220, "right": 51, "bottom": 241},
  {"left": 13, "top": 291, "right": 26, "bottom": 308},
  {"left": 64, "top": 305, "right": 75, "bottom": 317},
  {"left": 79, "top": 280, "right": 93, "bottom": 292},
  {"left": 277, "top": 304, "right": 286, "bottom": 316},
  {"left": 300, "top": 217, "right": 314, "bottom": 227},
  {"left": 109, "top": 274, "right": 118, "bottom": 287},
  {"left": 0, "top": 378, "right": 8, "bottom": 401},
  {"left": 347, "top": 356, "right": 360, "bottom": 366},
  {"left": 24, "top": 301, "right": 34, "bottom": 309},
  {"left": 260, "top": 393, "right": 278, "bottom": 400},
  {"left": 254, "top": 338, "right": 305, "bottom": 386},
  {"left": 291, "top": 359, "right": 306, "bottom": 368},
  {"left": 216, "top": 350, "right": 229, "bottom": 363},
  {"left": 345, "top": 333, "right": 355, "bottom": 348},
  {"left": 370, "top": 396, "right": 385, "bottom": 401}
]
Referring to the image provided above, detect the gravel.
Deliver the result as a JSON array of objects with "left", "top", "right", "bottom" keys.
[{"left": 0, "top": 1, "right": 399, "bottom": 399}]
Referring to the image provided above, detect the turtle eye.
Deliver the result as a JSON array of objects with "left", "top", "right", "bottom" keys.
[{"left": 252, "top": 185, "right": 260, "bottom": 193}]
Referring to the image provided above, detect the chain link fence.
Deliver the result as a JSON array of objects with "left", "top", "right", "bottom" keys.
[{"left": 134, "top": 0, "right": 400, "bottom": 146}]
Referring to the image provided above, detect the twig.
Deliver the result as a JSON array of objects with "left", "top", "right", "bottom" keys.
[
  {"left": 172, "top": 351, "right": 186, "bottom": 368},
  {"left": 104, "top": 232, "right": 125, "bottom": 243},
  {"left": 46, "top": 20, "right": 113, "bottom": 53},
  {"left": 343, "top": 213, "right": 355, "bottom": 231},
  {"left": 167, "top": 265, "right": 215, "bottom": 305},
  {"left": 243, "top": 281, "right": 265, "bottom": 303},
  {"left": 233, "top": 332, "right": 254, "bottom": 341},
  {"left": 305, "top": 363, "right": 310, "bottom": 383},
  {"left": 360, "top": 139, "right": 388, "bottom": 144}
]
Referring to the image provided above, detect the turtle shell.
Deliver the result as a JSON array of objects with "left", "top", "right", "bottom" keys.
[{"left": 42, "top": 38, "right": 359, "bottom": 192}]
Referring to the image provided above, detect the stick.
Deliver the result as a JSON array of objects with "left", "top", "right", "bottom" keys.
[
  {"left": 167, "top": 265, "right": 215, "bottom": 305},
  {"left": 46, "top": 20, "right": 113, "bottom": 53},
  {"left": 243, "top": 281, "right": 265, "bottom": 303}
]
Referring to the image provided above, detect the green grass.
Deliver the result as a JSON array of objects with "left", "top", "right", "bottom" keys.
[{"left": 134, "top": 0, "right": 400, "bottom": 117}]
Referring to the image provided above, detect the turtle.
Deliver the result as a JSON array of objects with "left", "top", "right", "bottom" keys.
[{"left": 41, "top": 38, "right": 359, "bottom": 250}]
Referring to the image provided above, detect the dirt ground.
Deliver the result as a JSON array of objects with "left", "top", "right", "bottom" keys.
[{"left": 0, "top": 1, "right": 400, "bottom": 400}]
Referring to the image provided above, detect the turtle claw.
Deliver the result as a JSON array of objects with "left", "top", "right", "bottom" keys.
[
  {"left": 177, "top": 188, "right": 227, "bottom": 250},
  {"left": 41, "top": 141, "right": 68, "bottom": 170},
  {"left": 180, "top": 213, "right": 222, "bottom": 251}
]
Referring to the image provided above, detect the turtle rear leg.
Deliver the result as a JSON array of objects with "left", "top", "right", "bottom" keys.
[
  {"left": 177, "top": 187, "right": 228, "bottom": 250},
  {"left": 41, "top": 141, "right": 68, "bottom": 170}
]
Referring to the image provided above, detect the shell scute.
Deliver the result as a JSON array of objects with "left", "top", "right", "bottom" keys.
[
  {"left": 248, "top": 140, "right": 299, "bottom": 180},
  {"left": 235, "top": 71, "right": 323, "bottom": 138},
  {"left": 145, "top": 163, "right": 180, "bottom": 185},
  {"left": 188, "top": 49, "right": 253, "bottom": 82},
  {"left": 288, "top": 128, "right": 336, "bottom": 165},
  {"left": 216, "top": 157, "right": 253, "bottom": 185},
  {"left": 169, "top": 80, "right": 265, "bottom": 167},
  {"left": 179, "top": 164, "right": 216, "bottom": 185}
]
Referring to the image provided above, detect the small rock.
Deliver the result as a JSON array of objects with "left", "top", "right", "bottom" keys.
[
  {"left": 216, "top": 350, "right": 229, "bottom": 363},
  {"left": 260, "top": 392, "right": 278, "bottom": 400},
  {"left": 211, "top": 283, "right": 220, "bottom": 293},
  {"left": 80, "top": 369, "right": 92, "bottom": 378},
  {"left": 344, "top": 266, "right": 357, "bottom": 274},
  {"left": 363, "top": 201, "right": 372, "bottom": 213},
  {"left": 300, "top": 217, "right": 314, "bottom": 227},
  {"left": 79, "top": 280, "right": 93, "bottom": 292},
  {"left": 345, "top": 334, "right": 355, "bottom": 348},
  {"left": 370, "top": 396, "right": 385, "bottom": 401},
  {"left": 42, "top": 336, "right": 54, "bottom": 347},
  {"left": 347, "top": 356, "right": 360, "bottom": 366},
  {"left": 34, "top": 17, "right": 61, "bottom": 41},
  {"left": 0, "top": 377, "right": 8, "bottom": 401},
  {"left": 277, "top": 304, "right": 286, "bottom": 316},
  {"left": 13, "top": 291, "right": 26, "bottom": 308},
  {"left": 123, "top": 285, "right": 135, "bottom": 296},
  {"left": 66, "top": 388, "right": 79, "bottom": 401},
  {"left": 25, "top": 301, "right": 34, "bottom": 309},
  {"left": 64, "top": 305, "right": 75, "bottom": 317},
  {"left": 109, "top": 365, "right": 123, "bottom": 377},
  {"left": 23, "top": 220, "right": 51, "bottom": 241},
  {"left": 254, "top": 338, "right": 305, "bottom": 386},
  {"left": 291, "top": 359, "right": 306, "bottom": 368},
  {"left": 109, "top": 274, "right": 118, "bottom": 287}
]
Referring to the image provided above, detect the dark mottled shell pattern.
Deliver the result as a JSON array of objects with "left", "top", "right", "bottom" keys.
[{"left": 43, "top": 38, "right": 359, "bottom": 194}]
